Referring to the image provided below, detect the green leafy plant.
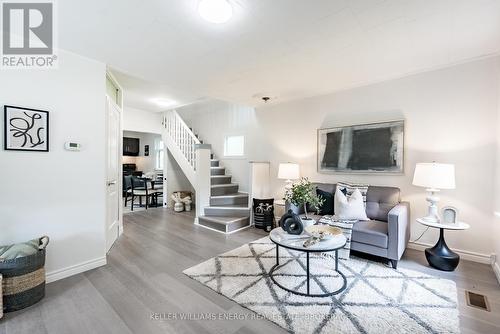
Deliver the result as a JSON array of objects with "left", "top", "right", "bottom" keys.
[{"left": 284, "top": 177, "right": 324, "bottom": 219}]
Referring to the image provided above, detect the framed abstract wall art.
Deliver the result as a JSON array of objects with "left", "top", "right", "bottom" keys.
[
  {"left": 317, "top": 120, "right": 404, "bottom": 174},
  {"left": 4, "top": 105, "right": 49, "bottom": 152}
]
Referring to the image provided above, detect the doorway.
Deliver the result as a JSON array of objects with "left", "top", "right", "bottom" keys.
[
  {"left": 122, "top": 130, "right": 164, "bottom": 213},
  {"left": 105, "top": 74, "right": 123, "bottom": 252}
]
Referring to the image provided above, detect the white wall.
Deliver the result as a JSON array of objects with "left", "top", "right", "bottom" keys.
[
  {"left": 123, "top": 106, "right": 162, "bottom": 134},
  {"left": 0, "top": 50, "right": 107, "bottom": 281},
  {"left": 122, "top": 130, "right": 161, "bottom": 174},
  {"left": 165, "top": 150, "right": 195, "bottom": 207},
  {"left": 180, "top": 56, "right": 500, "bottom": 260},
  {"left": 493, "top": 56, "right": 500, "bottom": 280}
]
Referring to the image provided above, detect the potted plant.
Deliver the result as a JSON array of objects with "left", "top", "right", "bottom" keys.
[{"left": 284, "top": 177, "right": 324, "bottom": 227}]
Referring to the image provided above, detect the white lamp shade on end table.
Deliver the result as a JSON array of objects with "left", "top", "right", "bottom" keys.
[
  {"left": 413, "top": 163, "right": 456, "bottom": 223},
  {"left": 278, "top": 163, "right": 300, "bottom": 181},
  {"left": 278, "top": 163, "right": 300, "bottom": 193},
  {"left": 413, "top": 163, "right": 455, "bottom": 190}
]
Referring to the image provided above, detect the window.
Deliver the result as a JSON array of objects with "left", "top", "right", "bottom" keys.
[
  {"left": 224, "top": 135, "right": 245, "bottom": 157},
  {"left": 106, "top": 74, "right": 121, "bottom": 107},
  {"left": 155, "top": 139, "right": 164, "bottom": 170}
]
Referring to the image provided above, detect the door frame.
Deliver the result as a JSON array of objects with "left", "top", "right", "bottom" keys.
[{"left": 105, "top": 70, "right": 124, "bottom": 252}]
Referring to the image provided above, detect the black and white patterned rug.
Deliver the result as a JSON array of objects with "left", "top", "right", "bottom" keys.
[{"left": 183, "top": 237, "right": 459, "bottom": 334}]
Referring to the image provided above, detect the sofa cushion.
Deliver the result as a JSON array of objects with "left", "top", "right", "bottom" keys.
[
  {"left": 294, "top": 183, "right": 336, "bottom": 214},
  {"left": 336, "top": 182, "right": 368, "bottom": 207},
  {"left": 365, "top": 186, "right": 400, "bottom": 222},
  {"left": 315, "top": 183, "right": 336, "bottom": 194},
  {"left": 334, "top": 188, "right": 369, "bottom": 221},
  {"left": 316, "top": 188, "right": 334, "bottom": 215},
  {"left": 352, "top": 220, "right": 388, "bottom": 249}
]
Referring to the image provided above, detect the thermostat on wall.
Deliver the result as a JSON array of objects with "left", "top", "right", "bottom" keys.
[{"left": 64, "top": 142, "right": 81, "bottom": 151}]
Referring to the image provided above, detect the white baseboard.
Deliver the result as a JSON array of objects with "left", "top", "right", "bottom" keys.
[
  {"left": 45, "top": 257, "right": 107, "bottom": 283},
  {"left": 407, "top": 241, "right": 492, "bottom": 264},
  {"left": 492, "top": 256, "right": 500, "bottom": 285},
  {"left": 194, "top": 221, "right": 252, "bottom": 235}
]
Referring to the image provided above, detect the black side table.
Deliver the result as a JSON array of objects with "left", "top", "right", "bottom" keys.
[{"left": 416, "top": 218, "right": 470, "bottom": 271}]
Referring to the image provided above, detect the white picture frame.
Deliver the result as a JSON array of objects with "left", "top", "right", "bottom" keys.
[{"left": 442, "top": 206, "right": 458, "bottom": 224}]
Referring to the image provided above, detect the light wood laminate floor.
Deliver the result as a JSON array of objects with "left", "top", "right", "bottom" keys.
[{"left": 1, "top": 208, "right": 499, "bottom": 333}]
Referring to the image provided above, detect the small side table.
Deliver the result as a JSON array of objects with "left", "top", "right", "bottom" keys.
[
  {"left": 416, "top": 218, "right": 470, "bottom": 271},
  {"left": 274, "top": 199, "right": 286, "bottom": 228}
]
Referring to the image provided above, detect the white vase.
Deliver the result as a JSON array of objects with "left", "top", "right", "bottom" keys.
[
  {"left": 300, "top": 217, "right": 315, "bottom": 228},
  {"left": 174, "top": 202, "right": 184, "bottom": 212},
  {"left": 184, "top": 203, "right": 192, "bottom": 212}
]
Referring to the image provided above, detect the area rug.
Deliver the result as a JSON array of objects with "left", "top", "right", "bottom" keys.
[{"left": 183, "top": 237, "right": 459, "bottom": 334}]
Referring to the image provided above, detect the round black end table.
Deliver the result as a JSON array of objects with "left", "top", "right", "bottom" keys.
[
  {"left": 269, "top": 227, "right": 347, "bottom": 297},
  {"left": 416, "top": 218, "right": 470, "bottom": 271}
]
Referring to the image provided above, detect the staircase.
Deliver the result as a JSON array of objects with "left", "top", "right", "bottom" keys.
[{"left": 163, "top": 110, "right": 250, "bottom": 234}]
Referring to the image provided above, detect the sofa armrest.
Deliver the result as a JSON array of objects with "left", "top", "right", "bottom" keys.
[{"left": 387, "top": 202, "right": 410, "bottom": 261}]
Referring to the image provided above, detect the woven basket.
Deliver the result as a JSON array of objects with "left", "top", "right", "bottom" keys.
[
  {"left": 170, "top": 191, "right": 192, "bottom": 208},
  {"left": 0, "top": 236, "right": 48, "bottom": 313}
]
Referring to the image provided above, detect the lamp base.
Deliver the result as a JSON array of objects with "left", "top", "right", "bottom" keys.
[{"left": 424, "top": 189, "right": 441, "bottom": 223}]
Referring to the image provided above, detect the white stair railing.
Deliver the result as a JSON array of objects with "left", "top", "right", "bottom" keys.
[
  {"left": 163, "top": 110, "right": 211, "bottom": 220},
  {"left": 164, "top": 110, "right": 200, "bottom": 171}
]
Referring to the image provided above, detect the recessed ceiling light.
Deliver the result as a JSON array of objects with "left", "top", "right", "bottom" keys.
[
  {"left": 151, "top": 98, "right": 177, "bottom": 108},
  {"left": 198, "top": 0, "right": 233, "bottom": 24}
]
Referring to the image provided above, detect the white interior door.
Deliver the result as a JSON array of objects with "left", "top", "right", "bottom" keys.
[{"left": 106, "top": 97, "right": 121, "bottom": 252}]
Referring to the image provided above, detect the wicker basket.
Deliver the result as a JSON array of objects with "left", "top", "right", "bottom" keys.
[
  {"left": 0, "top": 236, "right": 48, "bottom": 313},
  {"left": 170, "top": 191, "right": 192, "bottom": 209}
]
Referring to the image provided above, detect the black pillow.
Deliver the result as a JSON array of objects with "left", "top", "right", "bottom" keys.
[{"left": 316, "top": 188, "right": 334, "bottom": 215}]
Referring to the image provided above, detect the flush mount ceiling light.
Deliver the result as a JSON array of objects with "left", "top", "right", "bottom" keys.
[
  {"left": 198, "top": 0, "right": 233, "bottom": 24},
  {"left": 151, "top": 98, "right": 177, "bottom": 108}
]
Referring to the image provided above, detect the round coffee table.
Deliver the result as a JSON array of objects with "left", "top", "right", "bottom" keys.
[
  {"left": 269, "top": 227, "right": 347, "bottom": 297},
  {"left": 416, "top": 218, "right": 470, "bottom": 271}
]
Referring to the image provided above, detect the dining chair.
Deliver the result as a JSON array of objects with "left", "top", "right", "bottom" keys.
[{"left": 124, "top": 176, "right": 155, "bottom": 210}]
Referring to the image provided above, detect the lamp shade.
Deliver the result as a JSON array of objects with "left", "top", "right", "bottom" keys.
[
  {"left": 278, "top": 163, "right": 300, "bottom": 180},
  {"left": 412, "top": 163, "right": 455, "bottom": 190}
]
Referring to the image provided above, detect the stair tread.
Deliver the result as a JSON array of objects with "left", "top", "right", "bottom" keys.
[
  {"left": 199, "top": 216, "right": 249, "bottom": 225},
  {"left": 210, "top": 175, "right": 231, "bottom": 178},
  {"left": 206, "top": 205, "right": 249, "bottom": 209},
  {"left": 211, "top": 183, "right": 238, "bottom": 188},
  {"left": 210, "top": 192, "right": 248, "bottom": 198},
  {"left": 210, "top": 166, "right": 225, "bottom": 169}
]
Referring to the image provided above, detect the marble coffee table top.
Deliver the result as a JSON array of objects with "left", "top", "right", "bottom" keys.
[{"left": 269, "top": 227, "right": 347, "bottom": 252}]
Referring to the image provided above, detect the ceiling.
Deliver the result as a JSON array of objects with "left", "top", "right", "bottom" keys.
[
  {"left": 110, "top": 70, "right": 205, "bottom": 112},
  {"left": 60, "top": 0, "right": 500, "bottom": 109}
]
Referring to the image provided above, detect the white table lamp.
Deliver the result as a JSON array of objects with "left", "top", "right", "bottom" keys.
[
  {"left": 413, "top": 162, "right": 455, "bottom": 223},
  {"left": 278, "top": 163, "right": 300, "bottom": 189}
]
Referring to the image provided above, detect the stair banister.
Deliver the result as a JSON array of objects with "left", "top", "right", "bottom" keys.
[{"left": 163, "top": 110, "right": 211, "bottom": 222}]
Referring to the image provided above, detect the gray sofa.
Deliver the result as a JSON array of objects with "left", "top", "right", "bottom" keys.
[{"left": 287, "top": 183, "right": 410, "bottom": 269}]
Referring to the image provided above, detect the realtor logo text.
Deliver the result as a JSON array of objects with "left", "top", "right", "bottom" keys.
[{"left": 1, "top": 0, "right": 57, "bottom": 69}]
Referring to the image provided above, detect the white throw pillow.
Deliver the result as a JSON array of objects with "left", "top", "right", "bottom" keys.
[{"left": 334, "top": 188, "right": 369, "bottom": 221}]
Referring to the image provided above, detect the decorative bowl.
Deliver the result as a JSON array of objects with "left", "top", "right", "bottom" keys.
[{"left": 304, "top": 225, "right": 342, "bottom": 240}]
